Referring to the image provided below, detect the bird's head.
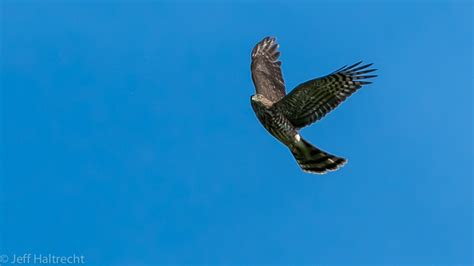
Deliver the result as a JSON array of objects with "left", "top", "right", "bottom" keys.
[{"left": 251, "top": 94, "right": 273, "bottom": 107}]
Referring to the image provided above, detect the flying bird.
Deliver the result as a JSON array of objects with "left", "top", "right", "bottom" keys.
[{"left": 250, "top": 37, "right": 377, "bottom": 174}]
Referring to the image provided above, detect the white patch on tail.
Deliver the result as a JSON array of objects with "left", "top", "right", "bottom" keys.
[{"left": 295, "top": 134, "right": 301, "bottom": 142}]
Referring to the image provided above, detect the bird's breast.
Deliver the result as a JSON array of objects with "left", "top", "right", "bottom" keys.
[{"left": 251, "top": 103, "right": 298, "bottom": 146}]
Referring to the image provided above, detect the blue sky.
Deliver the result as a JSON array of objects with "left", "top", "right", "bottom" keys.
[{"left": 1, "top": 1, "right": 472, "bottom": 265}]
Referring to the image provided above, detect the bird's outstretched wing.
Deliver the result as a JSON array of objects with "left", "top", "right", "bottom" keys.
[
  {"left": 251, "top": 37, "right": 286, "bottom": 103},
  {"left": 275, "top": 61, "right": 377, "bottom": 128}
]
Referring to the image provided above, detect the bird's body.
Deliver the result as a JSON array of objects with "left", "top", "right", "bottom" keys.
[
  {"left": 251, "top": 94, "right": 298, "bottom": 147},
  {"left": 250, "top": 37, "right": 377, "bottom": 174}
]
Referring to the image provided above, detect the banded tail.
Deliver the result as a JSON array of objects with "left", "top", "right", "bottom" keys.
[{"left": 290, "top": 138, "right": 347, "bottom": 174}]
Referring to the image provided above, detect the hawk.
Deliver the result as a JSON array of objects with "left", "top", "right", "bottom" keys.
[{"left": 250, "top": 37, "right": 377, "bottom": 174}]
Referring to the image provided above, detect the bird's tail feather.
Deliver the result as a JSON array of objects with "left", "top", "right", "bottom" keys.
[{"left": 290, "top": 138, "right": 347, "bottom": 174}]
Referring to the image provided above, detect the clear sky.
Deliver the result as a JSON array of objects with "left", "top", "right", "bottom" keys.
[{"left": 1, "top": 0, "right": 472, "bottom": 265}]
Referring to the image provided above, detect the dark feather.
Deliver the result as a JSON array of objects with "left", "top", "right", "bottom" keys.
[
  {"left": 275, "top": 61, "right": 377, "bottom": 128},
  {"left": 251, "top": 37, "right": 286, "bottom": 103}
]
